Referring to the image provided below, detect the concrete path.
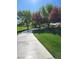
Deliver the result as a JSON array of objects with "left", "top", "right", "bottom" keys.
[{"left": 17, "top": 30, "right": 55, "bottom": 59}]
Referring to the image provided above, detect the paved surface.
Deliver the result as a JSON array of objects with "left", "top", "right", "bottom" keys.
[{"left": 17, "top": 30, "right": 55, "bottom": 59}]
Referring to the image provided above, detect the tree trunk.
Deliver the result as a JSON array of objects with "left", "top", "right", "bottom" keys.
[{"left": 47, "top": 20, "right": 50, "bottom": 28}]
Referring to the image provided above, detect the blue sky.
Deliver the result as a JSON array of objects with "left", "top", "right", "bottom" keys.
[{"left": 17, "top": 0, "right": 61, "bottom": 12}]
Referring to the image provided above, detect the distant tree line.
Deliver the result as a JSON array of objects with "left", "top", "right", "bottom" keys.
[{"left": 17, "top": 4, "right": 61, "bottom": 29}]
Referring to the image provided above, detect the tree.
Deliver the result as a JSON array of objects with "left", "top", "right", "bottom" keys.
[
  {"left": 22, "top": 10, "right": 31, "bottom": 29},
  {"left": 17, "top": 11, "right": 25, "bottom": 26},
  {"left": 49, "top": 7, "right": 61, "bottom": 23},
  {"left": 40, "top": 4, "right": 53, "bottom": 28},
  {"left": 40, "top": 6, "right": 48, "bottom": 23},
  {"left": 17, "top": 10, "right": 31, "bottom": 29},
  {"left": 32, "top": 12, "right": 42, "bottom": 28},
  {"left": 46, "top": 4, "right": 53, "bottom": 13}
]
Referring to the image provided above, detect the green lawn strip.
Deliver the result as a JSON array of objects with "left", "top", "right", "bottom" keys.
[
  {"left": 17, "top": 25, "right": 33, "bottom": 32},
  {"left": 17, "top": 26, "right": 33, "bottom": 34},
  {"left": 17, "top": 26, "right": 28, "bottom": 34},
  {"left": 17, "top": 26, "right": 27, "bottom": 31},
  {"left": 34, "top": 32, "right": 61, "bottom": 59}
]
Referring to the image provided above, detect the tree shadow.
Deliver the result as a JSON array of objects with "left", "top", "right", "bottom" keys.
[{"left": 33, "top": 28, "right": 61, "bottom": 36}]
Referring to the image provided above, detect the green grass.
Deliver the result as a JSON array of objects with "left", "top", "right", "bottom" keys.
[
  {"left": 33, "top": 29, "right": 61, "bottom": 59},
  {"left": 17, "top": 26, "right": 27, "bottom": 32}
]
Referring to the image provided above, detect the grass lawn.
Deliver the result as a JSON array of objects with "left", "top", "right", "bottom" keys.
[
  {"left": 17, "top": 26, "right": 32, "bottom": 34},
  {"left": 17, "top": 26, "right": 27, "bottom": 32},
  {"left": 33, "top": 28, "right": 61, "bottom": 59}
]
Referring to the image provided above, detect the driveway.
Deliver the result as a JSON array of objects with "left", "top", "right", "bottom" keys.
[{"left": 17, "top": 30, "right": 55, "bottom": 59}]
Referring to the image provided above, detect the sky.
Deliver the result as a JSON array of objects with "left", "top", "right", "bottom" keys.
[{"left": 17, "top": 0, "right": 61, "bottom": 12}]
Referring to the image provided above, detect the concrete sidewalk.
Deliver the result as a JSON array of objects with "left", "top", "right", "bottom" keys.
[{"left": 17, "top": 30, "right": 55, "bottom": 59}]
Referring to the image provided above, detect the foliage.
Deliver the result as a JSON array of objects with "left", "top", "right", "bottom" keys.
[
  {"left": 46, "top": 4, "right": 53, "bottom": 13},
  {"left": 49, "top": 7, "right": 61, "bottom": 23},
  {"left": 40, "top": 4, "right": 54, "bottom": 28},
  {"left": 17, "top": 4, "right": 61, "bottom": 28},
  {"left": 17, "top": 10, "right": 31, "bottom": 29},
  {"left": 32, "top": 12, "right": 42, "bottom": 28}
]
